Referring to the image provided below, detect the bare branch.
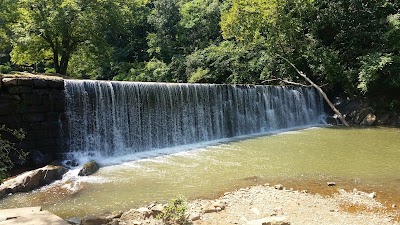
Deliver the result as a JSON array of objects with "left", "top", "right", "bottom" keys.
[{"left": 276, "top": 54, "right": 349, "bottom": 127}]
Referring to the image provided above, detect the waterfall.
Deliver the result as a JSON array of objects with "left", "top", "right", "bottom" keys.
[{"left": 64, "top": 80, "right": 324, "bottom": 157}]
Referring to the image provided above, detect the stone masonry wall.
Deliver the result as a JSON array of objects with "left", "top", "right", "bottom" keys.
[{"left": 0, "top": 74, "right": 65, "bottom": 166}]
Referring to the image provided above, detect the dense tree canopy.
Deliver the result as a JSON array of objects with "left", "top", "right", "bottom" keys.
[{"left": 0, "top": 0, "right": 399, "bottom": 108}]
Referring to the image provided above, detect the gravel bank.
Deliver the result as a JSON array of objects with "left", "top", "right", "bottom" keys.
[{"left": 106, "top": 184, "right": 399, "bottom": 225}]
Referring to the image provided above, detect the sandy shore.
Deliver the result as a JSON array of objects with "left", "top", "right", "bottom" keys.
[{"left": 99, "top": 183, "right": 400, "bottom": 225}]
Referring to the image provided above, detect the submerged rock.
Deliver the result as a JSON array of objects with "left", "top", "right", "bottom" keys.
[
  {"left": 78, "top": 161, "right": 99, "bottom": 176},
  {"left": 0, "top": 165, "right": 67, "bottom": 198}
]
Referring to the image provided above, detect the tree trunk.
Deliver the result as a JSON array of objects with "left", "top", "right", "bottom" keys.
[
  {"left": 59, "top": 55, "right": 69, "bottom": 75},
  {"left": 277, "top": 54, "right": 349, "bottom": 127},
  {"left": 53, "top": 49, "right": 60, "bottom": 74}
]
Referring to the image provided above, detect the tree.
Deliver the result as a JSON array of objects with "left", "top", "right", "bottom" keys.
[
  {"left": 179, "top": 0, "right": 222, "bottom": 51},
  {"left": 0, "top": 0, "right": 18, "bottom": 65},
  {"left": 11, "top": 0, "right": 110, "bottom": 75},
  {"left": 147, "top": 0, "right": 182, "bottom": 63}
]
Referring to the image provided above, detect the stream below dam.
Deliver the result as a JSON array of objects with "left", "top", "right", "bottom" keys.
[{"left": 0, "top": 126, "right": 399, "bottom": 218}]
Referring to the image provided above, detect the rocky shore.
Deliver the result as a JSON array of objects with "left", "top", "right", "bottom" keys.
[
  {"left": 327, "top": 97, "right": 400, "bottom": 126},
  {"left": 73, "top": 184, "right": 399, "bottom": 225}
]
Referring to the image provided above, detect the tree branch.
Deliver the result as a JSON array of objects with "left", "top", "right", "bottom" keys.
[
  {"left": 276, "top": 54, "right": 349, "bottom": 127},
  {"left": 262, "top": 77, "right": 311, "bottom": 87}
]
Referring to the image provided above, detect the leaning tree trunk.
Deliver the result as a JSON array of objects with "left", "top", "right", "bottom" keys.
[{"left": 277, "top": 54, "right": 349, "bottom": 127}]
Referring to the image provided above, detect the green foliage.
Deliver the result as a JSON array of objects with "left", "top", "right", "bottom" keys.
[
  {"left": 157, "top": 195, "right": 189, "bottom": 225},
  {"left": 0, "top": 125, "right": 27, "bottom": 182},
  {"left": 0, "top": 0, "right": 399, "bottom": 109},
  {"left": 186, "top": 41, "right": 271, "bottom": 84},
  {"left": 179, "top": 0, "right": 222, "bottom": 51},
  {"left": 0, "top": 64, "right": 12, "bottom": 74},
  {"left": 358, "top": 53, "right": 393, "bottom": 93},
  {"left": 113, "top": 59, "right": 172, "bottom": 82}
]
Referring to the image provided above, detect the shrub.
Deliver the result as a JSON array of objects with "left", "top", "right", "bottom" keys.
[
  {"left": 157, "top": 195, "right": 189, "bottom": 225},
  {"left": 0, "top": 125, "right": 27, "bottom": 182}
]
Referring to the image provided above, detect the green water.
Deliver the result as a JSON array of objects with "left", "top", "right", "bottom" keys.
[{"left": 1, "top": 126, "right": 399, "bottom": 218}]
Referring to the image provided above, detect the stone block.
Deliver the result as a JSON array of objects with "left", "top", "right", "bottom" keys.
[
  {"left": 47, "top": 79, "right": 64, "bottom": 89},
  {"left": 28, "top": 105, "right": 50, "bottom": 113},
  {"left": 40, "top": 121, "right": 61, "bottom": 130},
  {"left": 22, "top": 93, "right": 43, "bottom": 105},
  {"left": 20, "top": 140, "right": 37, "bottom": 149},
  {"left": 2, "top": 78, "right": 18, "bottom": 86},
  {"left": 0, "top": 115, "right": 21, "bottom": 123},
  {"left": 8, "top": 86, "right": 32, "bottom": 94},
  {"left": 36, "top": 138, "right": 57, "bottom": 147},
  {"left": 53, "top": 100, "right": 65, "bottom": 112},
  {"left": 18, "top": 78, "right": 34, "bottom": 86},
  {"left": 23, "top": 132, "right": 36, "bottom": 141},
  {"left": 47, "top": 112, "right": 61, "bottom": 121},
  {"left": 50, "top": 90, "right": 65, "bottom": 100},
  {"left": 33, "top": 129, "right": 49, "bottom": 138},
  {"left": 23, "top": 113, "right": 45, "bottom": 122},
  {"left": 47, "top": 129, "right": 61, "bottom": 138},
  {"left": 0, "top": 94, "right": 15, "bottom": 103},
  {"left": 33, "top": 79, "right": 47, "bottom": 88},
  {"left": 0, "top": 103, "right": 11, "bottom": 115}
]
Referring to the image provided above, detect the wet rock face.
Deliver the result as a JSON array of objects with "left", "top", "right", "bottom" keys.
[
  {"left": 78, "top": 161, "right": 99, "bottom": 176},
  {"left": 0, "top": 165, "right": 68, "bottom": 198}
]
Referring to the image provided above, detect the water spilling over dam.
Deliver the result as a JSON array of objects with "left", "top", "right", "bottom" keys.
[{"left": 64, "top": 80, "right": 324, "bottom": 157}]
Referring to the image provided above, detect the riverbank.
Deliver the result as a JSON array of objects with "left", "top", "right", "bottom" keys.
[{"left": 78, "top": 183, "right": 399, "bottom": 225}]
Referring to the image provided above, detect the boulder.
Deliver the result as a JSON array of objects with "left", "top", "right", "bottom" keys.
[
  {"left": 354, "top": 108, "right": 373, "bottom": 124},
  {"left": 360, "top": 113, "right": 376, "bottom": 126},
  {"left": 189, "top": 213, "right": 201, "bottom": 222},
  {"left": 66, "top": 217, "right": 81, "bottom": 225},
  {"left": 119, "top": 208, "right": 152, "bottom": 222},
  {"left": 150, "top": 204, "right": 164, "bottom": 217},
  {"left": 78, "top": 161, "right": 99, "bottom": 176},
  {"left": 377, "top": 114, "right": 391, "bottom": 125},
  {"left": 0, "top": 165, "right": 67, "bottom": 198},
  {"left": 80, "top": 215, "right": 111, "bottom": 225},
  {"left": 202, "top": 201, "right": 226, "bottom": 213}
]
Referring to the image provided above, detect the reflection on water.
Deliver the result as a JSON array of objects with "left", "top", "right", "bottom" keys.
[{"left": 0, "top": 126, "right": 399, "bottom": 218}]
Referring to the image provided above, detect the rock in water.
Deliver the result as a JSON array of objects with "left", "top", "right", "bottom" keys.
[
  {"left": 0, "top": 165, "right": 68, "bottom": 198},
  {"left": 78, "top": 161, "right": 100, "bottom": 176},
  {"left": 327, "top": 182, "right": 336, "bottom": 186}
]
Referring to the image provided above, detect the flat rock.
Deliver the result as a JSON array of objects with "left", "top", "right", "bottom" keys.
[
  {"left": 0, "top": 207, "right": 68, "bottom": 225},
  {"left": 247, "top": 216, "right": 290, "bottom": 225}
]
